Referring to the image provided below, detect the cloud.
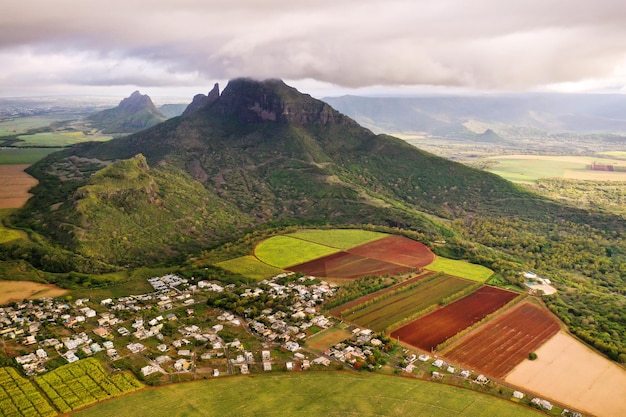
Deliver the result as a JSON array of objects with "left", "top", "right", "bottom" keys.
[{"left": 2, "top": 0, "right": 626, "bottom": 95}]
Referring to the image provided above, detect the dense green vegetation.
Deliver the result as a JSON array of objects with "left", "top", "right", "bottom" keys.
[{"left": 72, "top": 372, "right": 544, "bottom": 417}]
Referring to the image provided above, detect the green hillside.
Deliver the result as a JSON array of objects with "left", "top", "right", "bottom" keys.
[
  {"left": 86, "top": 91, "right": 167, "bottom": 134},
  {"left": 6, "top": 78, "right": 626, "bottom": 361}
]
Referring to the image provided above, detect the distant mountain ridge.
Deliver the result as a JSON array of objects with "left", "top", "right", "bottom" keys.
[
  {"left": 86, "top": 90, "right": 167, "bottom": 134},
  {"left": 323, "top": 94, "right": 626, "bottom": 136},
  {"left": 16, "top": 78, "right": 621, "bottom": 266}
]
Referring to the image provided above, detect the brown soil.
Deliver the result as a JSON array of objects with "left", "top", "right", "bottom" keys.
[
  {"left": 391, "top": 286, "right": 519, "bottom": 352},
  {"left": 506, "top": 331, "right": 626, "bottom": 417},
  {"left": 0, "top": 164, "right": 37, "bottom": 208},
  {"left": 348, "top": 235, "right": 435, "bottom": 268},
  {"left": 0, "top": 281, "right": 68, "bottom": 304},
  {"left": 443, "top": 302, "right": 559, "bottom": 378}
]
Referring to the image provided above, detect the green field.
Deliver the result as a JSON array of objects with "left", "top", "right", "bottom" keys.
[
  {"left": 35, "top": 358, "right": 143, "bottom": 414},
  {"left": 0, "top": 367, "right": 57, "bottom": 417},
  {"left": 426, "top": 257, "right": 494, "bottom": 282},
  {"left": 343, "top": 275, "right": 474, "bottom": 332},
  {"left": 286, "top": 229, "right": 387, "bottom": 249},
  {"left": 306, "top": 327, "right": 353, "bottom": 351},
  {"left": 15, "top": 131, "right": 112, "bottom": 147},
  {"left": 216, "top": 256, "right": 285, "bottom": 280},
  {"left": 0, "top": 148, "right": 62, "bottom": 164},
  {"left": 254, "top": 235, "right": 341, "bottom": 268},
  {"left": 487, "top": 155, "right": 626, "bottom": 183},
  {"left": 72, "top": 372, "right": 543, "bottom": 417},
  {"left": 0, "top": 116, "right": 64, "bottom": 136}
]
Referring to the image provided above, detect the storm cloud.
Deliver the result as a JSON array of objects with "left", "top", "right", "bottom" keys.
[{"left": 2, "top": 0, "right": 626, "bottom": 96}]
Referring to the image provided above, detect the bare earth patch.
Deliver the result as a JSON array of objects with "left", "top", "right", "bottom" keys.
[
  {"left": 0, "top": 281, "right": 68, "bottom": 305},
  {"left": 506, "top": 331, "right": 626, "bottom": 417},
  {"left": 0, "top": 164, "right": 37, "bottom": 208}
]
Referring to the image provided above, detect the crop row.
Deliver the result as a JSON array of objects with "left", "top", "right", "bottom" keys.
[
  {"left": 343, "top": 275, "right": 475, "bottom": 332},
  {"left": 34, "top": 358, "right": 143, "bottom": 413},
  {"left": 0, "top": 368, "right": 57, "bottom": 417}
]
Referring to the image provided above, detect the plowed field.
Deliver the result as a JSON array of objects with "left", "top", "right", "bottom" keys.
[
  {"left": 287, "top": 235, "right": 434, "bottom": 279},
  {"left": 443, "top": 302, "right": 559, "bottom": 378},
  {"left": 287, "top": 251, "right": 407, "bottom": 279},
  {"left": 0, "top": 164, "right": 37, "bottom": 208},
  {"left": 348, "top": 235, "right": 435, "bottom": 268},
  {"left": 391, "top": 286, "right": 519, "bottom": 351}
]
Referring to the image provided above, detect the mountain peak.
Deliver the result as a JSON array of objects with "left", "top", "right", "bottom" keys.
[
  {"left": 214, "top": 78, "right": 342, "bottom": 125},
  {"left": 86, "top": 90, "right": 166, "bottom": 134},
  {"left": 182, "top": 83, "right": 220, "bottom": 116},
  {"left": 118, "top": 90, "right": 158, "bottom": 113}
]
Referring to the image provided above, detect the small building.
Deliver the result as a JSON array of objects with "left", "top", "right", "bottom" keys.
[
  {"left": 263, "top": 362, "right": 272, "bottom": 371},
  {"left": 512, "top": 391, "right": 524, "bottom": 400}
]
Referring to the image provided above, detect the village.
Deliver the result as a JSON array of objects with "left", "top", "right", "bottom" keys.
[{"left": 0, "top": 271, "right": 580, "bottom": 416}]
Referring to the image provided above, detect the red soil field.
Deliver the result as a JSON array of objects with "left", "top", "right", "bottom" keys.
[
  {"left": 347, "top": 235, "right": 435, "bottom": 268},
  {"left": 443, "top": 302, "right": 559, "bottom": 379},
  {"left": 329, "top": 271, "right": 437, "bottom": 316},
  {"left": 391, "top": 286, "right": 519, "bottom": 352},
  {"left": 287, "top": 251, "right": 408, "bottom": 279}
]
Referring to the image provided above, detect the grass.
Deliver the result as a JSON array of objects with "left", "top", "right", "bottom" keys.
[
  {"left": 286, "top": 229, "right": 387, "bottom": 249},
  {"left": 487, "top": 155, "right": 626, "bottom": 183},
  {"left": 72, "top": 372, "right": 544, "bottom": 417},
  {"left": 216, "top": 256, "right": 285, "bottom": 280},
  {"left": 426, "top": 257, "right": 494, "bottom": 282},
  {"left": 0, "top": 209, "right": 26, "bottom": 243},
  {"left": 69, "top": 267, "right": 171, "bottom": 300},
  {"left": 0, "top": 148, "right": 62, "bottom": 164},
  {"left": 306, "top": 327, "right": 353, "bottom": 351},
  {"left": 0, "top": 116, "right": 64, "bottom": 135},
  {"left": 254, "top": 235, "right": 341, "bottom": 268},
  {"left": 15, "top": 131, "right": 112, "bottom": 147},
  {"left": 343, "top": 275, "right": 474, "bottom": 332}
]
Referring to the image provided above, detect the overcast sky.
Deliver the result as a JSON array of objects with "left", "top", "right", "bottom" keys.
[{"left": 2, "top": 0, "right": 626, "bottom": 98}]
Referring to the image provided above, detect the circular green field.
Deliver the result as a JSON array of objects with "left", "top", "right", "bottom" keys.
[{"left": 72, "top": 372, "right": 543, "bottom": 417}]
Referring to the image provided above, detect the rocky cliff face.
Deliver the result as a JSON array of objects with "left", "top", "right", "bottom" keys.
[{"left": 182, "top": 83, "right": 220, "bottom": 116}]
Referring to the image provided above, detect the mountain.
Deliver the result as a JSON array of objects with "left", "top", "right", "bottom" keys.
[
  {"left": 323, "top": 94, "right": 626, "bottom": 136},
  {"left": 15, "top": 78, "right": 622, "bottom": 266},
  {"left": 86, "top": 90, "right": 167, "bottom": 134},
  {"left": 158, "top": 103, "right": 188, "bottom": 118}
]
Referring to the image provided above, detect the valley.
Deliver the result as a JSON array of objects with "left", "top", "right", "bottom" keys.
[{"left": 0, "top": 80, "right": 625, "bottom": 417}]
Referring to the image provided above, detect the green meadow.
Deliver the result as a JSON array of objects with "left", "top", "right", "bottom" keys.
[
  {"left": 0, "top": 116, "right": 64, "bottom": 136},
  {"left": 286, "top": 229, "right": 387, "bottom": 249},
  {"left": 254, "top": 235, "right": 340, "bottom": 268},
  {"left": 426, "top": 257, "right": 494, "bottom": 282},
  {"left": 0, "top": 147, "right": 62, "bottom": 164},
  {"left": 15, "top": 131, "right": 112, "bottom": 147},
  {"left": 72, "top": 372, "right": 543, "bottom": 417},
  {"left": 487, "top": 155, "right": 626, "bottom": 183},
  {"left": 216, "top": 255, "right": 285, "bottom": 280}
]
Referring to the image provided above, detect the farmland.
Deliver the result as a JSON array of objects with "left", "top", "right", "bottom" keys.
[
  {"left": 286, "top": 229, "right": 387, "bottom": 249},
  {"left": 288, "top": 251, "right": 409, "bottom": 280},
  {"left": 507, "top": 332, "right": 626, "bottom": 417},
  {"left": 34, "top": 358, "right": 143, "bottom": 414},
  {"left": 0, "top": 164, "right": 38, "bottom": 208},
  {"left": 348, "top": 235, "right": 435, "bottom": 268},
  {"left": 216, "top": 256, "right": 285, "bottom": 280},
  {"left": 0, "top": 281, "right": 68, "bottom": 305},
  {"left": 443, "top": 302, "right": 560, "bottom": 378},
  {"left": 340, "top": 274, "right": 476, "bottom": 332},
  {"left": 391, "top": 286, "right": 520, "bottom": 352},
  {"left": 72, "top": 372, "right": 544, "bottom": 417},
  {"left": 426, "top": 257, "right": 493, "bottom": 282},
  {"left": 14, "top": 131, "right": 111, "bottom": 147},
  {"left": 0, "top": 367, "right": 56, "bottom": 417},
  {"left": 487, "top": 154, "right": 626, "bottom": 183},
  {"left": 306, "top": 327, "right": 353, "bottom": 351},
  {"left": 0, "top": 148, "right": 61, "bottom": 165},
  {"left": 254, "top": 235, "right": 340, "bottom": 268}
]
